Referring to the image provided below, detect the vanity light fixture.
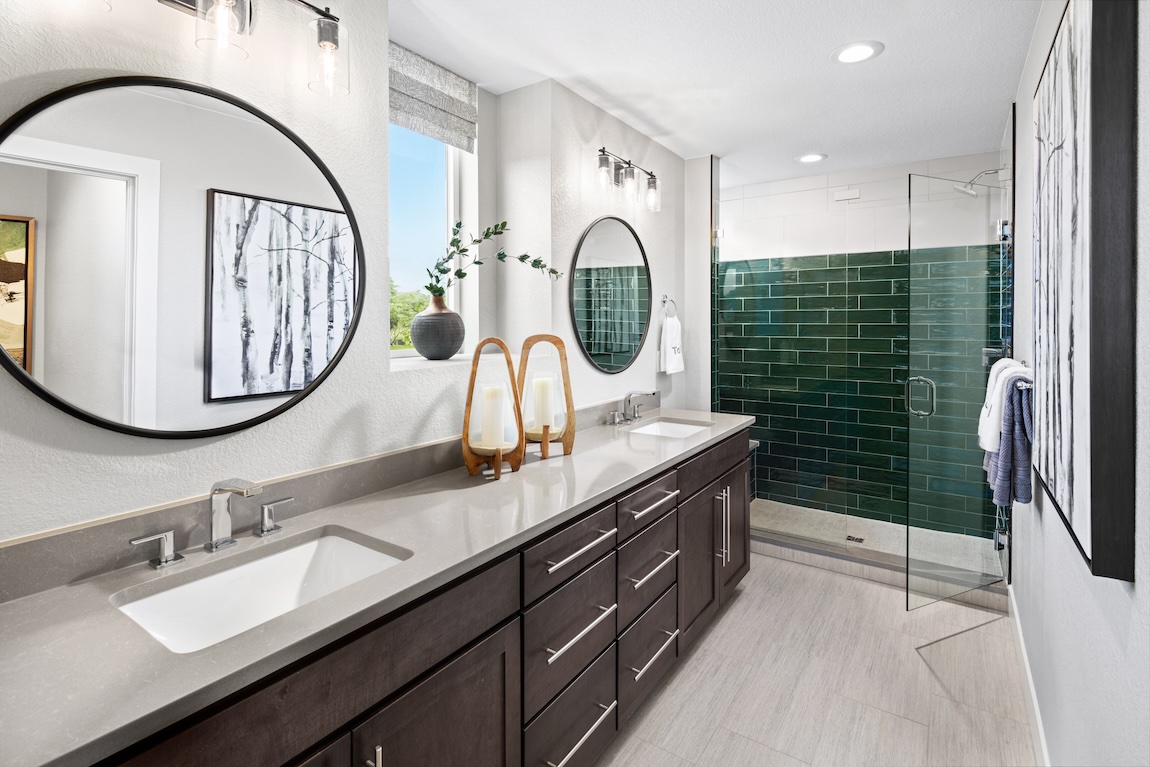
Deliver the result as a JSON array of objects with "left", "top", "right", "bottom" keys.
[
  {"left": 797, "top": 153, "right": 827, "bottom": 163},
  {"left": 831, "top": 40, "right": 884, "bottom": 64},
  {"left": 303, "top": 4, "right": 349, "bottom": 96},
  {"left": 596, "top": 147, "right": 660, "bottom": 213},
  {"left": 195, "top": 0, "right": 252, "bottom": 60}
]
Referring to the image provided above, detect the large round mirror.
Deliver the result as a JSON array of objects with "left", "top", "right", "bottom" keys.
[
  {"left": 569, "top": 216, "right": 652, "bottom": 373},
  {"left": 0, "top": 78, "right": 364, "bottom": 438}
]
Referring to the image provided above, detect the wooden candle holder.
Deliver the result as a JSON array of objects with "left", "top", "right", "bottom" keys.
[
  {"left": 516, "top": 334, "right": 576, "bottom": 459},
  {"left": 462, "top": 337, "right": 525, "bottom": 479}
]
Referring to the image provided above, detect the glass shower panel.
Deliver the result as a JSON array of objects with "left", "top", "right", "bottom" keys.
[
  {"left": 715, "top": 251, "right": 848, "bottom": 551},
  {"left": 906, "top": 174, "right": 1008, "bottom": 610}
]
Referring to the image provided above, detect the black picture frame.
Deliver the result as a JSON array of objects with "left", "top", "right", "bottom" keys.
[
  {"left": 1032, "top": 0, "right": 1136, "bottom": 581},
  {"left": 0, "top": 76, "right": 367, "bottom": 440},
  {"left": 203, "top": 188, "right": 358, "bottom": 404}
]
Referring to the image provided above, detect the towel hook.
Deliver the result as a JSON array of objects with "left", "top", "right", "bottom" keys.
[{"left": 661, "top": 294, "right": 678, "bottom": 318}]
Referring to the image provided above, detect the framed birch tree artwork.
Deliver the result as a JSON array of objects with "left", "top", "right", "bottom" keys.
[
  {"left": 0, "top": 215, "right": 35, "bottom": 373},
  {"left": 206, "top": 190, "right": 358, "bottom": 402},
  {"left": 1032, "top": 0, "right": 1136, "bottom": 581}
]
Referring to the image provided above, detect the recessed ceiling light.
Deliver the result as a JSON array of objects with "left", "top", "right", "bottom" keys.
[
  {"left": 798, "top": 153, "right": 827, "bottom": 163},
  {"left": 832, "top": 41, "right": 885, "bottom": 64}
]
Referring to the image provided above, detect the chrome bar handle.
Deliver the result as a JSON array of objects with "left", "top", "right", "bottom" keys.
[
  {"left": 365, "top": 744, "right": 383, "bottom": 767},
  {"left": 629, "top": 549, "right": 679, "bottom": 590},
  {"left": 631, "top": 490, "right": 680, "bottom": 521},
  {"left": 629, "top": 629, "right": 679, "bottom": 681},
  {"left": 905, "top": 376, "right": 936, "bottom": 417},
  {"left": 545, "top": 701, "right": 618, "bottom": 767},
  {"left": 724, "top": 485, "right": 731, "bottom": 566},
  {"left": 545, "top": 528, "right": 617, "bottom": 575},
  {"left": 545, "top": 604, "right": 617, "bottom": 665},
  {"left": 714, "top": 489, "right": 728, "bottom": 561}
]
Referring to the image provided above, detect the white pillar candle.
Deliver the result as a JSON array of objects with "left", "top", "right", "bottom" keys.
[
  {"left": 533, "top": 375, "right": 555, "bottom": 430},
  {"left": 480, "top": 386, "right": 504, "bottom": 447}
]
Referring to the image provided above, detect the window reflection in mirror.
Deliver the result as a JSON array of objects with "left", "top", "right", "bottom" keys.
[
  {"left": 570, "top": 217, "right": 651, "bottom": 373},
  {"left": 0, "top": 80, "right": 364, "bottom": 436}
]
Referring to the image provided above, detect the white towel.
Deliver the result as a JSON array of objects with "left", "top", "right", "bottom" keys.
[
  {"left": 660, "top": 315, "right": 684, "bottom": 375},
  {"left": 978, "top": 362, "right": 1031, "bottom": 452}
]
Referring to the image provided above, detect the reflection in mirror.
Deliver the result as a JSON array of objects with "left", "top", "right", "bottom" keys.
[
  {"left": 0, "top": 79, "right": 363, "bottom": 437},
  {"left": 570, "top": 217, "right": 651, "bottom": 373}
]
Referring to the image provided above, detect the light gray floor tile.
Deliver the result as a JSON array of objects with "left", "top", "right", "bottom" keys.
[
  {"left": 811, "top": 694, "right": 929, "bottom": 767},
  {"left": 722, "top": 641, "right": 840, "bottom": 763},
  {"left": 595, "top": 734, "right": 694, "bottom": 767},
  {"left": 695, "top": 727, "right": 808, "bottom": 767},
  {"left": 917, "top": 621, "right": 1030, "bottom": 723},
  {"left": 838, "top": 626, "right": 936, "bottom": 724},
  {"left": 629, "top": 648, "right": 751, "bottom": 763},
  {"left": 927, "top": 695, "right": 1037, "bottom": 767}
]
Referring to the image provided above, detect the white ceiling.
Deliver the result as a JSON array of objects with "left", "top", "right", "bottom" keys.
[{"left": 388, "top": 0, "right": 1042, "bottom": 188}]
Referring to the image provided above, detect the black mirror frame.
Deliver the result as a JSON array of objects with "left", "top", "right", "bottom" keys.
[
  {"left": 0, "top": 76, "right": 367, "bottom": 440},
  {"left": 568, "top": 216, "right": 652, "bottom": 375}
]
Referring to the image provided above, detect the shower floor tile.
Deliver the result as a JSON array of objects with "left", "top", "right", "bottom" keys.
[{"left": 597, "top": 553, "right": 1036, "bottom": 767}]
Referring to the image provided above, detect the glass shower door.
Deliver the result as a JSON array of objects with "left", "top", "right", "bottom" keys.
[{"left": 906, "top": 174, "right": 1010, "bottom": 609}]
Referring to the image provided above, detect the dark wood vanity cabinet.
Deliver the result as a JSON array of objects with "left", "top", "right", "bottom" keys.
[{"left": 104, "top": 430, "right": 750, "bottom": 767}]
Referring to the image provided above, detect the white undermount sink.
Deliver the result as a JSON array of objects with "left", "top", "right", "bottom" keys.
[
  {"left": 116, "top": 531, "right": 408, "bottom": 654},
  {"left": 628, "top": 418, "right": 712, "bottom": 439}
]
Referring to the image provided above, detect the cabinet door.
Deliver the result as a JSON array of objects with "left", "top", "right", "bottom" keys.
[
  {"left": 677, "top": 481, "right": 721, "bottom": 653},
  {"left": 292, "top": 735, "right": 351, "bottom": 767},
  {"left": 718, "top": 459, "right": 751, "bottom": 603},
  {"left": 352, "top": 619, "right": 521, "bottom": 767}
]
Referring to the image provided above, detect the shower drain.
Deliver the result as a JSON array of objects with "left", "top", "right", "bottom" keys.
[{"left": 846, "top": 535, "right": 865, "bottom": 543}]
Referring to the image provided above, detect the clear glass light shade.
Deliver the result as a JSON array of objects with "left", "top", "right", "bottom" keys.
[
  {"left": 195, "top": 0, "right": 250, "bottom": 60},
  {"left": 520, "top": 351, "right": 567, "bottom": 443},
  {"left": 467, "top": 362, "right": 521, "bottom": 456},
  {"left": 622, "top": 165, "right": 638, "bottom": 202},
  {"left": 308, "top": 18, "right": 350, "bottom": 96},
  {"left": 645, "top": 175, "right": 661, "bottom": 213},
  {"left": 597, "top": 153, "right": 612, "bottom": 189}
]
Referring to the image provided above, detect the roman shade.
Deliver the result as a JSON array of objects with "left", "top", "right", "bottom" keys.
[{"left": 388, "top": 42, "right": 478, "bottom": 153}]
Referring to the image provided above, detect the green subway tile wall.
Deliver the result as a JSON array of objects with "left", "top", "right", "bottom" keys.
[
  {"left": 714, "top": 245, "right": 1011, "bottom": 539},
  {"left": 572, "top": 266, "right": 650, "bottom": 371}
]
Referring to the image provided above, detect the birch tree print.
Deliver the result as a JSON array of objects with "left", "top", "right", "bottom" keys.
[{"left": 207, "top": 190, "right": 356, "bottom": 401}]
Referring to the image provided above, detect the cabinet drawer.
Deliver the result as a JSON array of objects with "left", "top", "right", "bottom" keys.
[
  {"left": 290, "top": 734, "right": 350, "bottom": 767},
  {"left": 616, "top": 510, "right": 678, "bottom": 630},
  {"left": 524, "top": 644, "right": 617, "bottom": 767},
  {"left": 523, "top": 552, "right": 617, "bottom": 720},
  {"left": 677, "top": 431, "right": 749, "bottom": 501},
  {"left": 617, "top": 584, "right": 678, "bottom": 725},
  {"left": 523, "top": 503, "right": 617, "bottom": 605},
  {"left": 616, "top": 471, "right": 678, "bottom": 541}
]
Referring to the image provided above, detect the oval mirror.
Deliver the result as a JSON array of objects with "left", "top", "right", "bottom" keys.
[
  {"left": 569, "top": 217, "right": 652, "bottom": 373},
  {"left": 0, "top": 78, "right": 364, "bottom": 438}
]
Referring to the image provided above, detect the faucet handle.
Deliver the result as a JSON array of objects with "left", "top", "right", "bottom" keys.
[
  {"left": 130, "top": 530, "right": 185, "bottom": 570},
  {"left": 255, "top": 498, "right": 293, "bottom": 537},
  {"left": 632, "top": 404, "right": 644, "bottom": 420}
]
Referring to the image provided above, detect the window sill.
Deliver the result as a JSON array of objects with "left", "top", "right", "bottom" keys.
[{"left": 389, "top": 352, "right": 471, "bottom": 373}]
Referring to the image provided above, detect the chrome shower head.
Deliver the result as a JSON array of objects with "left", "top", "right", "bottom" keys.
[{"left": 952, "top": 184, "right": 979, "bottom": 198}]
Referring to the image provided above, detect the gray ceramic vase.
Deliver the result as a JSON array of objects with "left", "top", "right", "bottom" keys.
[{"left": 410, "top": 296, "right": 466, "bottom": 360}]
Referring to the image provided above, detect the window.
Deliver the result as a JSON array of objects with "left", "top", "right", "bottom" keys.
[{"left": 388, "top": 123, "right": 448, "bottom": 352}]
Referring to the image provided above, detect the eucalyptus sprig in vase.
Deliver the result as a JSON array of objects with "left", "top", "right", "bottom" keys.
[{"left": 410, "top": 221, "right": 562, "bottom": 360}]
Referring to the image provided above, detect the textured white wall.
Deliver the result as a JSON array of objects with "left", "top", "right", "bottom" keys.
[
  {"left": 1010, "top": 3, "right": 1150, "bottom": 766},
  {"left": 682, "top": 156, "right": 713, "bottom": 410},
  {"left": 548, "top": 81, "right": 687, "bottom": 410},
  {"left": 0, "top": 5, "right": 689, "bottom": 542}
]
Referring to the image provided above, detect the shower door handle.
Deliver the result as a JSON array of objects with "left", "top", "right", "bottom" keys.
[{"left": 905, "top": 376, "right": 936, "bottom": 417}]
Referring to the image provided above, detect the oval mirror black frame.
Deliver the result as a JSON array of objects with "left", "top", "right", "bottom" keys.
[
  {"left": 0, "top": 76, "right": 366, "bottom": 440},
  {"left": 568, "top": 216, "right": 652, "bottom": 374}
]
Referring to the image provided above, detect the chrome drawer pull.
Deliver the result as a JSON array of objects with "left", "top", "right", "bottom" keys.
[
  {"left": 629, "top": 629, "right": 679, "bottom": 681},
  {"left": 545, "top": 604, "right": 617, "bottom": 665},
  {"left": 545, "top": 527, "right": 617, "bottom": 575},
  {"left": 545, "top": 700, "right": 618, "bottom": 767},
  {"left": 631, "top": 489, "right": 680, "bottom": 521},
  {"left": 629, "top": 549, "right": 679, "bottom": 591},
  {"left": 365, "top": 744, "right": 383, "bottom": 766}
]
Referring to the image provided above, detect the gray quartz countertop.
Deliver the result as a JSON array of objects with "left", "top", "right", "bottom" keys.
[{"left": 0, "top": 409, "right": 753, "bottom": 767}]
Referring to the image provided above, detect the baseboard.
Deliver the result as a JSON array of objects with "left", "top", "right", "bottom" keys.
[{"left": 1009, "top": 585, "right": 1050, "bottom": 766}]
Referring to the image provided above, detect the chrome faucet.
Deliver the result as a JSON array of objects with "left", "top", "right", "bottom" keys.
[
  {"left": 623, "top": 390, "right": 658, "bottom": 422},
  {"left": 206, "top": 478, "right": 262, "bottom": 552}
]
